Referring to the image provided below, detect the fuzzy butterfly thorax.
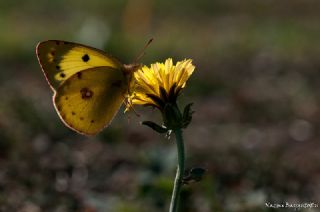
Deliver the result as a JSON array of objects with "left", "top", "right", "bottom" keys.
[{"left": 123, "top": 63, "right": 142, "bottom": 74}]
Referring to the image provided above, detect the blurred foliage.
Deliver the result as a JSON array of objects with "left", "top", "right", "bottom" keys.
[{"left": 0, "top": 0, "right": 320, "bottom": 211}]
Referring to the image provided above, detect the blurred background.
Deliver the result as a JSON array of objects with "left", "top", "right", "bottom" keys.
[{"left": 1, "top": 0, "right": 320, "bottom": 211}]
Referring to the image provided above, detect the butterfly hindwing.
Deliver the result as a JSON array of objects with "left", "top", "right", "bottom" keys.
[
  {"left": 36, "top": 40, "right": 123, "bottom": 90},
  {"left": 54, "top": 67, "right": 128, "bottom": 135}
]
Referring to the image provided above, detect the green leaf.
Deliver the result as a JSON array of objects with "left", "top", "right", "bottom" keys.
[
  {"left": 142, "top": 121, "right": 168, "bottom": 134},
  {"left": 183, "top": 167, "right": 206, "bottom": 184}
]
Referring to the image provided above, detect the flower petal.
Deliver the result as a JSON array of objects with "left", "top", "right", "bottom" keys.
[{"left": 127, "top": 58, "right": 195, "bottom": 111}]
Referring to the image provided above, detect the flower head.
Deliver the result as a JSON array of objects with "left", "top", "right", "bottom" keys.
[{"left": 128, "top": 58, "right": 195, "bottom": 111}]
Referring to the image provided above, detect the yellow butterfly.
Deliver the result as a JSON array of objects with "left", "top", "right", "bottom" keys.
[{"left": 36, "top": 40, "right": 150, "bottom": 135}]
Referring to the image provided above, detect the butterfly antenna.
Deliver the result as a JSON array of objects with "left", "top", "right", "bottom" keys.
[{"left": 133, "top": 38, "right": 154, "bottom": 64}]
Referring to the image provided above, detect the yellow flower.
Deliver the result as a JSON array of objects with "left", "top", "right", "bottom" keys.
[{"left": 128, "top": 58, "right": 195, "bottom": 110}]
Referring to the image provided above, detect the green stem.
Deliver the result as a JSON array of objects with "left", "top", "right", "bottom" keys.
[{"left": 169, "top": 128, "right": 185, "bottom": 212}]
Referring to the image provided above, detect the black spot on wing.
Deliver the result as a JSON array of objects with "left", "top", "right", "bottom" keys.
[
  {"left": 82, "top": 54, "right": 90, "bottom": 62},
  {"left": 56, "top": 65, "right": 60, "bottom": 70},
  {"left": 60, "top": 72, "right": 66, "bottom": 78}
]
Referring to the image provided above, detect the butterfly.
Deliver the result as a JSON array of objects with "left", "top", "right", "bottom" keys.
[{"left": 36, "top": 40, "right": 151, "bottom": 135}]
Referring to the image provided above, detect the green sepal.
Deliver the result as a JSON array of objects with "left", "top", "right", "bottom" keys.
[
  {"left": 162, "top": 103, "right": 183, "bottom": 130},
  {"left": 142, "top": 121, "right": 168, "bottom": 134},
  {"left": 182, "top": 103, "right": 194, "bottom": 128}
]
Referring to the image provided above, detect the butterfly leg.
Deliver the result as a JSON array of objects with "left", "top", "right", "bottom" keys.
[{"left": 123, "top": 94, "right": 140, "bottom": 117}]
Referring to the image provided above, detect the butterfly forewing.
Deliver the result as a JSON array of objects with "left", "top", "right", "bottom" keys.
[
  {"left": 36, "top": 40, "right": 123, "bottom": 90},
  {"left": 54, "top": 67, "right": 128, "bottom": 135}
]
